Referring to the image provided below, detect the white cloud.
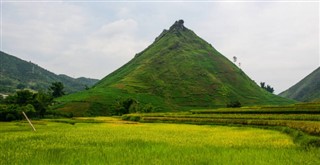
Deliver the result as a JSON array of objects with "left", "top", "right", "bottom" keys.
[
  {"left": 58, "top": 19, "right": 148, "bottom": 78},
  {"left": 2, "top": 3, "right": 149, "bottom": 78},
  {"left": 2, "top": 2, "right": 89, "bottom": 61}
]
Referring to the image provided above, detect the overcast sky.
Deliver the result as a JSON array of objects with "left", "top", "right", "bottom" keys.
[{"left": 1, "top": 1, "right": 319, "bottom": 94}]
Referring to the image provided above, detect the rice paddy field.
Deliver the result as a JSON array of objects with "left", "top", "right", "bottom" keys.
[{"left": 1, "top": 117, "right": 320, "bottom": 165}]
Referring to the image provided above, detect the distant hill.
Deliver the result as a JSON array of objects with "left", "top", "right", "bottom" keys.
[
  {"left": 0, "top": 51, "right": 99, "bottom": 94},
  {"left": 279, "top": 67, "right": 320, "bottom": 102},
  {"left": 57, "top": 20, "right": 294, "bottom": 116}
]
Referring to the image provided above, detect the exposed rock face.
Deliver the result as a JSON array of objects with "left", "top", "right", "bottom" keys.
[{"left": 169, "top": 19, "right": 185, "bottom": 32}]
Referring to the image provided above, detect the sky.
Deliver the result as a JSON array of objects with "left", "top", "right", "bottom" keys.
[{"left": 1, "top": 0, "right": 319, "bottom": 94}]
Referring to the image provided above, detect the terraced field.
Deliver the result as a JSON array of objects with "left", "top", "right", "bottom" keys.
[
  {"left": 1, "top": 103, "right": 320, "bottom": 164},
  {"left": 123, "top": 103, "right": 320, "bottom": 146}
]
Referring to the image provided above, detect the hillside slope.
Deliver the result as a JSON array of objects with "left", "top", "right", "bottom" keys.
[
  {"left": 58, "top": 20, "right": 294, "bottom": 116},
  {"left": 0, "top": 51, "right": 99, "bottom": 94},
  {"left": 279, "top": 67, "right": 320, "bottom": 102}
]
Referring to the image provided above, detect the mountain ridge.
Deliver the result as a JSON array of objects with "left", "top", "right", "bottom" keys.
[
  {"left": 0, "top": 51, "right": 99, "bottom": 94},
  {"left": 279, "top": 67, "right": 320, "bottom": 102}
]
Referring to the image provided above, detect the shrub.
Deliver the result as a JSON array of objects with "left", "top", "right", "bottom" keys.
[
  {"left": 121, "top": 115, "right": 131, "bottom": 120},
  {"left": 111, "top": 98, "right": 155, "bottom": 115},
  {"left": 129, "top": 115, "right": 141, "bottom": 121},
  {"left": 227, "top": 100, "right": 242, "bottom": 108},
  {"left": 5, "top": 113, "right": 16, "bottom": 121}
]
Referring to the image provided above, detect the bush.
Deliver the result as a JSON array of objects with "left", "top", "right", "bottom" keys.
[
  {"left": 0, "top": 90, "right": 53, "bottom": 121},
  {"left": 5, "top": 113, "right": 16, "bottom": 121},
  {"left": 141, "top": 104, "right": 155, "bottom": 113},
  {"left": 129, "top": 115, "right": 141, "bottom": 121},
  {"left": 121, "top": 115, "right": 131, "bottom": 120},
  {"left": 111, "top": 98, "right": 155, "bottom": 115},
  {"left": 227, "top": 100, "right": 242, "bottom": 108}
]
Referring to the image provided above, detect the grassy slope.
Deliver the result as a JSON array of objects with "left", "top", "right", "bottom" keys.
[
  {"left": 1, "top": 118, "right": 319, "bottom": 164},
  {"left": 279, "top": 67, "right": 320, "bottom": 102},
  {"left": 57, "top": 21, "right": 294, "bottom": 116}
]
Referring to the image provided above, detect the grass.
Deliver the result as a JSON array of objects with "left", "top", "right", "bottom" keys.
[
  {"left": 279, "top": 67, "right": 319, "bottom": 102},
  {"left": 55, "top": 21, "right": 294, "bottom": 116},
  {"left": 1, "top": 117, "right": 320, "bottom": 164}
]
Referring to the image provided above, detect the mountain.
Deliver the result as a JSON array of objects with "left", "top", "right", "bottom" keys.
[
  {"left": 57, "top": 20, "right": 294, "bottom": 116},
  {"left": 0, "top": 51, "right": 99, "bottom": 94},
  {"left": 279, "top": 67, "right": 320, "bottom": 102}
]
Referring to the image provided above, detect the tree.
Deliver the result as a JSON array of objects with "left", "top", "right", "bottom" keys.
[
  {"left": 233, "top": 56, "right": 237, "bottom": 63},
  {"left": 260, "top": 82, "right": 274, "bottom": 94},
  {"left": 111, "top": 98, "right": 155, "bottom": 115},
  {"left": 0, "top": 95, "right": 4, "bottom": 103},
  {"left": 49, "top": 82, "right": 65, "bottom": 98},
  {"left": 16, "top": 83, "right": 26, "bottom": 89},
  {"left": 266, "top": 85, "right": 274, "bottom": 94},
  {"left": 0, "top": 90, "right": 53, "bottom": 121},
  {"left": 33, "top": 91, "right": 53, "bottom": 117},
  {"left": 15, "top": 90, "right": 34, "bottom": 106},
  {"left": 227, "top": 100, "right": 242, "bottom": 108}
]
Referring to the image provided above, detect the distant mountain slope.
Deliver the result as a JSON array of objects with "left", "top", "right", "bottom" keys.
[
  {"left": 279, "top": 67, "right": 320, "bottom": 102},
  {"left": 58, "top": 20, "right": 294, "bottom": 116},
  {"left": 0, "top": 51, "right": 99, "bottom": 94}
]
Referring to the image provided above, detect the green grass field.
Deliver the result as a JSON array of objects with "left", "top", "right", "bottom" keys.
[{"left": 1, "top": 117, "right": 320, "bottom": 164}]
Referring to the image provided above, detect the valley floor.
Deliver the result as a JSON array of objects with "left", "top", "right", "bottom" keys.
[{"left": 1, "top": 117, "right": 320, "bottom": 164}]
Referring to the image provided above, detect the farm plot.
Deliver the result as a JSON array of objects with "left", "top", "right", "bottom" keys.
[
  {"left": 123, "top": 103, "right": 320, "bottom": 146},
  {"left": 1, "top": 117, "right": 319, "bottom": 164}
]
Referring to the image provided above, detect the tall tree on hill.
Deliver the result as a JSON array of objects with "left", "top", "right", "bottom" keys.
[
  {"left": 260, "top": 82, "right": 274, "bottom": 94},
  {"left": 233, "top": 56, "right": 237, "bottom": 63},
  {"left": 49, "top": 82, "right": 65, "bottom": 98}
]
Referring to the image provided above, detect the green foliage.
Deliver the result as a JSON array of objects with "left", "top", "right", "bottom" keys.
[
  {"left": 111, "top": 98, "right": 155, "bottom": 115},
  {"left": 49, "top": 82, "right": 65, "bottom": 98},
  {"left": 16, "top": 90, "right": 34, "bottom": 105},
  {"left": 260, "top": 82, "right": 274, "bottom": 93},
  {"left": 129, "top": 115, "right": 141, "bottom": 121},
  {"left": 0, "top": 104, "right": 22, "bottom": 121},
  {"left": 5, "top": 113, "right": 16, "bottom": 121},
  {"left": 0, "top": 90, "right": 53, "bottom": 121},
  {"left": 0, "top": 95, "right": 4, "bottom": 103},
  {"left": 16, "top": 83, "right": 26, "bottom": 89},
  {"left": 33, "top": 91, "right": 53, "bottom": 117},
  {"left": 226, "top": 100, "right": 242, "bottom": 108}
]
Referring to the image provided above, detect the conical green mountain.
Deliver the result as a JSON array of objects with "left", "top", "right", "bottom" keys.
[
  {"left": 279, "top": 67, "right": 320, "bottom": 102},
  {"left": 58, "top": 20, "right": 293, "bottom": 116}
]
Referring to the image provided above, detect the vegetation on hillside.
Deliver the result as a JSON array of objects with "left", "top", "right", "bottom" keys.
[
  {"left": 0, "top": 51, "right": 99, "bottom": 94},
  {"left": 260, "top": 82, "right": 274, "bottom": 93},
  {"left": 280, "top": 67, "right": 320, "bottom": 102},
  {"left": 56, "top": 20, "right": 294, "bottom": 116}
]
